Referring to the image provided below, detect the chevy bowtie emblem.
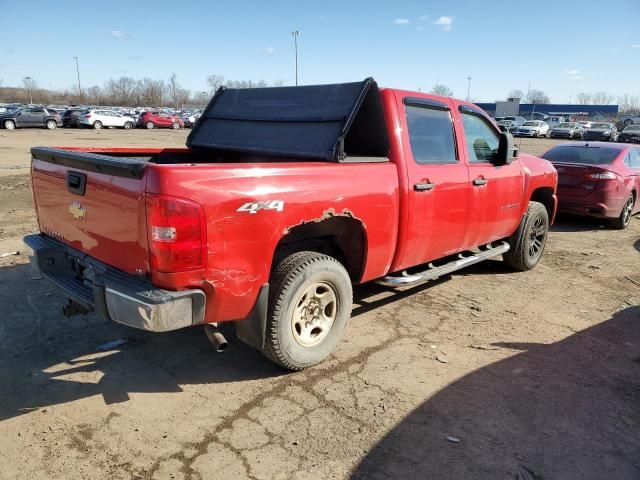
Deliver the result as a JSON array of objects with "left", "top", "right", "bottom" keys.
[{"left": 69, "top": 202, "right": 87, "bottom": 220}]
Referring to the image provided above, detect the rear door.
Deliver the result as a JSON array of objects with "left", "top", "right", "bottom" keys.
[
  {"left": 396, "top": 95, "right": 470, "bottom": 269},
  {"left": 456, "top": 105, "right": 525, "bottom": 249}
]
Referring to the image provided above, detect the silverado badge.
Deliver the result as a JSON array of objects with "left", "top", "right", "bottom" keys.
[{"left": 69, "top": 202, "right": 87, "bottom": 220}]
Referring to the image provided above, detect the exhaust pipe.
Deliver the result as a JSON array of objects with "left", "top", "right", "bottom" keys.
[{"left": 204, "top": 324, "right": 228, "bottom": 352}]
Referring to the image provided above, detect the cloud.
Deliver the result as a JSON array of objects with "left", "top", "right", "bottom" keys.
[
  {"left": 394, "top": 18, "right": 410, "bottom": 25},
  {"left": 111, "top": 30, "right": 126, "bottom": 38},
  {"left": 433, "top": 16, "right": 454, "bottom": 30},
  {"left": 264, "top": 47, "right": 275, "bottom": 55},
  {"left": 565, "top": 69, "right": 580, "bottom": 75},
  {"left": 633, "top": 44, "right": 640, "bottom": 48},
  {"left": 570, "top": 76, "right": 583, "bottom": 81}
]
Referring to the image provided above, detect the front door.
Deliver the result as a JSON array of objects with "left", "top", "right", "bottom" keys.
[
  {"left": 395, "top": 96, "right": 470, "bottom": 271},
  {"left": 456, "top": 105, "right": 525, "bottom": 250}
]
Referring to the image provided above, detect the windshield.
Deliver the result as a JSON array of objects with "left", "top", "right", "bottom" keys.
[
  {"left": 557, "top": 123, "right": 574, "bottom": 128},
  {"left": 523, "top": 121, "right": 539, "bottom": 126},
  {"left": 542, "top": 146, "right": 621, "bottom": 165},
  {"left": 623, "top": 125, "right": 640, "bottom": 132},
  {"left": 591, "top": 123, "right": 610, "bottom": 129}
]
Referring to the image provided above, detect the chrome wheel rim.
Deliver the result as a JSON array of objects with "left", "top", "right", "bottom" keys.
[
  {"left": 47, "top": 120, "right": 55, "bottom": 129},
  {"left": 291, "top": 281, "right": 337, "bottom": 347},
  {"left": 5, "top": 121, "right": 14, "bottom": 130},
  {"left": 528, "top": 215, "right": 546, "bottom": 259},
  {"left": 146, "top": 122, "right": 153, "bottom": 129},
  {"left": 622, "top": 197, "right": 633, "bottom": 226}
]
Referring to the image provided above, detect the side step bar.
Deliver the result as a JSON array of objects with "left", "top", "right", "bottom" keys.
[{"left": 377, "top": 241, "right": 510, "bottom": 287}]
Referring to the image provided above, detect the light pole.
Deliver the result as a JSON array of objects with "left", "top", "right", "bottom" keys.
[
  {"left": 24, "top": 76, "right": 33, "bottom": 104},
  {"left": 201, "top": 91, "right": 207, "bottom": 107},
  {"left": 466, "top": 76, "right": 472, "bottom": 102},
  {"left": 291, "top": 30, "right": 300, "bottom": 86},
  {"left": 73, "top": 56, "right": 82, "bottom": 100}
]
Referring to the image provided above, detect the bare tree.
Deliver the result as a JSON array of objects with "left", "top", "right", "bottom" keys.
[
  {"left": 576, "top": 92, "right": 592, "bottom": 104},
  {"left": 618, "top": 94, "right": 640, "bottom": 114},
  {"left": 104, "top": 77, "right": 137, "bottom": 105},
  {"left": 430, "top": 84, "right": 454, "bottom": 97},
  {"left": 526, "top": 89, "right": 550, "bottom": 104},
  {"left": 508, "top": 89, "right": 524, "bottom": 99},
  {"left": 87, "top": 86, "right": 101, "bottom": 105},
  {"left": 206, "top": 74, "right": 225, "bottom": 93},
  {"left": 22, "top": 77, "right": 37, "bottom": 103},
  {"left": 194, "top": 91, "right": 209, "bottom": 106},
  {"left": 273, "top": 79, "right": 285, "bottom": 87},
  {"left": 591, "top": 91, "right": 615, "bottom": 105}
]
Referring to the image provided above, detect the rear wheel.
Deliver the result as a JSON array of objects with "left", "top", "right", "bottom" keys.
[
  {"left": 612, "top": 194, "right": 635, "bottom": 229},
  {"left": 146, "top": 121, "right": 154, "bottom": 129},
  {"left": 172, "top": 122, "right": 180, "bottom": 129},
  {"left": 4, "top": 120, "right": 15, "bottom": 130},
  {"left": 264, "top": 251, "right": 353, "bottom": 370},
  {"left": 46, "top": 120, "right": 57, "bottom": 130},
  {"left": 93, "top": 121, "right": 102, "bottom": 130},
  {"left": 123, "top": 121, "right": 133, "bottom": 130},
  {"left": 503, "top": 201, "right": 549, "bottom": 271}
]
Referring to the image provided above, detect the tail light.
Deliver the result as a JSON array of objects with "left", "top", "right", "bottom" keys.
[
  {"left": 587, "top": 171, "right": 617, "bottom": 180},
  {"left": 84, "top": 114, "right": 91, "bottom": 118},
  {"left": 146, "top": 194, "right": 207, "bottom": 272}
]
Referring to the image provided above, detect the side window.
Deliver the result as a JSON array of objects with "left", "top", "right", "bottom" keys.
[
  {"left": 461, "top": 113, "right": 500, "bottom": 163},
  {"left": 629, "top": 149, "right": 640, "bottom": 168},
  {"left": 405, "top": 105, "right": 457, "bottom": 165}
]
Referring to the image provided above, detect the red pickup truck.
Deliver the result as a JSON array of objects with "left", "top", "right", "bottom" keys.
[{"left": 25, "top": 79, "right": 558, "bottom": 370}]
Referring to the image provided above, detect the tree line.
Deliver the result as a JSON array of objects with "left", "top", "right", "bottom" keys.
[{"left": 0, "top": 74, "right": 285, "bottom": 108}]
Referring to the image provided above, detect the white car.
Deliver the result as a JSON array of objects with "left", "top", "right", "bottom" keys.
[
  {"left": 78, "top": 110, "right": 137, "bottom": 129},
  {"left": 515, "top": 120, "right": 550, "bottom": 138}
]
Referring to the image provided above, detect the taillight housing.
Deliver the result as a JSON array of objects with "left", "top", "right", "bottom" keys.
[
  {"left": 587, "top": 171, "right": 617, "bottom": 180},
  {"left": 146, "top": 194, "right": 207, "bottom": 272}
]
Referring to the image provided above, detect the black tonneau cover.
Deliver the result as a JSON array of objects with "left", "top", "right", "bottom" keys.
[{"left": 187, "top": 78, "right": 389, "bottom": 161}]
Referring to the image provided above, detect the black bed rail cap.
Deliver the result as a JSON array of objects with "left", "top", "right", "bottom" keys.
[{"left": 187, "top": 78, "right": 389, "bottom": 162}]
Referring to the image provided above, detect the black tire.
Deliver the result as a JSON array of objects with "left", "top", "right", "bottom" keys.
[
  {"left": 264, "top": 251, "right": 353, "bottom": 371},
  {"left": 611, "top": 194, "right": 635, "bottom": 230},
  {"left": 503, "top": 201, "right": 549, "bottom": 271}
]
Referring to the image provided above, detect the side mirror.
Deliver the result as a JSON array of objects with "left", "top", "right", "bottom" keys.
[{"left": 495, "top": 132, "right": 518, "bottom": 166}]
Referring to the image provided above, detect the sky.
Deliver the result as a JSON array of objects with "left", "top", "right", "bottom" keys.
[{"left": 1, "top": 0, "right": 640, "bottom": 103}]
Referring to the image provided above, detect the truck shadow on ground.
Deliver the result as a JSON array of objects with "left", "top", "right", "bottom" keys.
[
  {"left": 352, "top": 305, "right": 640, "bottom": 480},
  {"left": 550, "top": 213, "right": 619, "bottom": 232},
  {"left": 0, "top": 263, "right": 284, "bottom": 422}
]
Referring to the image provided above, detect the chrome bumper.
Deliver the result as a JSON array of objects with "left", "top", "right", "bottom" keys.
[{"left": 23, "top": 234, "right": 205, "bottom": 332}]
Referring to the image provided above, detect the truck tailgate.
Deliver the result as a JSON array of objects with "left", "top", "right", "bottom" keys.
[{"left": 31, "top": 148, "right": 150, "bottom": 275}]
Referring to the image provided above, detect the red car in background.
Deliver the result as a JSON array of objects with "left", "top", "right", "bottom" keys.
[
  {"left": 542, "top": 142, "right": 640, "bottom": 228},
  {"left": 137, "top": 111, "right": 183, "bottom": 129}
]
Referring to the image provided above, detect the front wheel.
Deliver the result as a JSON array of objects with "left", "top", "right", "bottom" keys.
[
  {"left": 503, "top": 201, "right": 549, "bottom": 271},
  {"left": 46, "top": 120, "right": 57, "bottom": 130},
  {"left": 264, "top": 251, "right": 353, "bottom": 370},
  {"left": 123, "top": 121, "right": 133, "bottom": 130},
  {"left": 612, "top": 195, "right": 635, "bottom": 229},
  {"left": 145, "top": 121, "right": 154, "bottom": 129}
]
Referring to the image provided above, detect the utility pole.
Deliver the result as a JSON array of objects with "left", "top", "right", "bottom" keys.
[
  {"left": 24, "top": 76, "right": 33, "bottom": 104},
  {"left": 73, "top": 56, "right": 82, "bottom": 100},
  {"left": 291, "top": 30, "right": 300, "bottom": 86},
  {"left": 466, "top": 76, "right": 472, "bottom": 102}
]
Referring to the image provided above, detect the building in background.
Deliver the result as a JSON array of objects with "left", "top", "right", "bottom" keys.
[{"left": 475, "top": 98, "right": 618, "bottom": 121}]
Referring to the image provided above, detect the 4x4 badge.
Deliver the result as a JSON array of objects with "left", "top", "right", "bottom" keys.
[
  {"left": 69, "top": 202, "right": 87, "bottom": 220},
  {"left": 237, "top": 200, "right": 284, "bottom": 214}
]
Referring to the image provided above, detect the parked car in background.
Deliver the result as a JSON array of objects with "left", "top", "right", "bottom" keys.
[
  {"left": 504, "top": 116, "right": 526, "bottom": 132},
  {"left": 183, "top": 111, "right": 202, "bottom": 128},
  {"left": 79, "top": 110, "right": 136, "bottom": 129},
  {"left": 545, "top": 116, "right": 566, "bottom": 130},
  {"left": 619, "top": 125, "right": 640, "bottom": 144},
  {"left": 0, "top": 107, "right": 59, "bottom": 130},
  {"left": 61, "top": 108, "right": 87, "bottom": 128},
  {"left": 542, "top": 142, "right": 640, "bottom": 229},
  {"left": 583, "top": 122, "right": 618, "bottom": 142},
  {"left": 577, "top": 121, "right": 594, "bottom": 129},
  {"left": 515, "top": 120, "right": 550, "bottom": 138},
  {"left": 620, "top": 115, "right": 640, "bottom": 126},
  {"left": 137, "top": 111, "right": 184, "bottom": 129},
  {"left": 550, "top": 122, "right": 585, "bottom": 140}
]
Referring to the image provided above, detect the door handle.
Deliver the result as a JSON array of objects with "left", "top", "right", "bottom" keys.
[
  {"left": 473, "top": 177, "right": 488, "bottom": 186},
  {"left": 414, "top": 182, "right": 435, "bottom": 191}
]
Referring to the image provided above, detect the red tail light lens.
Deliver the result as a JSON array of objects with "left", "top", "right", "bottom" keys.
[
  {"left": 587, "top": 171, "right": 617, "bottom": 180},
  {"left": 146, "top": 194, "right": 207, "bottom": 272}
]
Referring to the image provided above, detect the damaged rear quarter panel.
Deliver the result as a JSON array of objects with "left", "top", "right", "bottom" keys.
[{"left": 146, "top": 161, "right": 400, "bottom": 323}]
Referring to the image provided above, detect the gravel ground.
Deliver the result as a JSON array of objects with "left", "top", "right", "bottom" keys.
[{"left": 0, "top": 129, "right": 638, "bottom": 479}]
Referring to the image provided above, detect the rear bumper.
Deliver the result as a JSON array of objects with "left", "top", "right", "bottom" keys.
[
  {"left": 556, "top": 199, "right": 616, "bottom": 218},
  {"left": 23, "top": 234, "right": 205, "bottom": 332}
]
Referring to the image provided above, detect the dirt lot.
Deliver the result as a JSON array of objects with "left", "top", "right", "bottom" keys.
[{"left": 0, "top": 129, "right": 639, "bottom": 480}]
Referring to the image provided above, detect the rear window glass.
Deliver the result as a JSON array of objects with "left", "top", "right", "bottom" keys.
[
  {"left": 405, "top": 105, "right": 457, "bottom": 164},
  {"left": 542, "top": 146, "right": 621, "bottom": 165}
]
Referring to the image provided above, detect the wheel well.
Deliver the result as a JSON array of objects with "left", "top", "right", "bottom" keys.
[
  {"left": 273, "top": 216, "right": 366, "bottom": 282},
  {"left": 530, "top": 187, "right": 555, "bottom": 219}
]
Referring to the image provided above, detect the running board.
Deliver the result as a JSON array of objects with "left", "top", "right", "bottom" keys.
[{"left": 377, "top": 241, "right": 510, "bottom": 287}]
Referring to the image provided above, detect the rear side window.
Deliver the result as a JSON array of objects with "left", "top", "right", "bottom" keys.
[
  {"left": 629, "top": 149, "right": 640, "bottom": 168},
  {"left": 542, "top": 146, "right": 621, "bottom": 165},
  {"left": 405, "top": 105, "right": 457, "bottom": 164}
]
